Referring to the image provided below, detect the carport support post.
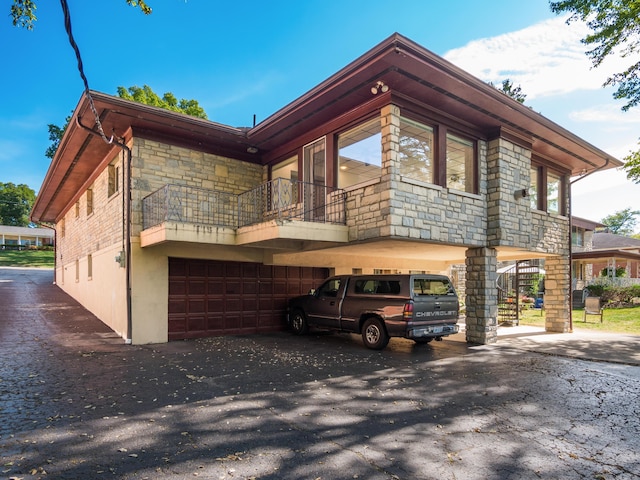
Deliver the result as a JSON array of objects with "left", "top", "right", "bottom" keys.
[
  {"left": 465, "top": 247, "right": 498, "bottom": 344},
  {"left": 544, "top": 255, "right": 571, "bottom": 333}
]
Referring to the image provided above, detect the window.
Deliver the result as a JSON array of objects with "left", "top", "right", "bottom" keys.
[
  {"left": 316, "top": 278, "right": 341, "bottom": 298},
  {"left": 338, "top": 118, "right": 382, "bottom": 188},
  {"left": 108, "top": 164, "right": 119, "bottom": 197},
  {"left": 413, "top": 278, "right": 454, "bottom": 296},
  {"left": 572, "top": 226, "right": 585, "bottom": 247},
  {"left": 60, "top": 219, "right": 65, "bottom": 238},
  {"left": 75, "top": 201, "right": 80, "bottom": 217},
  {"left": 530, "top": 167, "right": 539, "bottom": 210},
  {"left": 399, "top": 117, "right": 434, "bottom": 184},
  {"left": 75, "top": 259, "right": 79, "bottom": 282},
  {"left": 446, "top": 133, "right": 475, "bottom": 193},
  {"left": 86, "top": 187, "right": 93, "bottom": 215},
  {"left": 354, "top": 279, "right": 401, "bottom": 295},
  {"left": 399, "top": 117, "right": 477, "bottom": 194},
  {"left": 547, "top": 171, "right": 561, "bottom": 214},
  {"left": 530, "top": 163, "right": 565, "bottom": 214},
  {"left": 87, "top": 254, "right": 93, "bottom": 280}
]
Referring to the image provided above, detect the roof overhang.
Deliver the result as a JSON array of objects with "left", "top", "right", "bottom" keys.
[
  {"left": 573, "top": 249, "right": 640, "bottom": 262},
  {"left": 32, "top": 33, "right": 622, "bottom": 223}
]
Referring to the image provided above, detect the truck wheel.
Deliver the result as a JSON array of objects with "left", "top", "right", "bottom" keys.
[
  {"left": 290, "top": 310, "right": 308, "bottom": 335},
  {"left": 413, "top": 338, "right": 433, "bottom": 344},
  {"left": 362, "top": 318, "right": 389, "bottom": 350}
]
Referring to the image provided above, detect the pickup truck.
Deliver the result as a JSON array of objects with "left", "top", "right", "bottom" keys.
[{"left": 287, "top": 274, "right": 460, "bottom": 350}]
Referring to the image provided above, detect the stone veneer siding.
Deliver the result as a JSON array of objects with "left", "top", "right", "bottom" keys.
[
  {"left": 346, "top": 104, "right": 487, "bottom": 246},
  {"left": 465, "top": 247, "right": 498, "bottom": 344},
  {"left": 130, "top": 137, "right": 265, "bottom": 236}
]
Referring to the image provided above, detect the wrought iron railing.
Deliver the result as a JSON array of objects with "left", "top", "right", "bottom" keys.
[
  {"left": 143, "top": 184, "right": 238, "bottom": 230},
  {"left": 238, "top": 178, "right": 345, "bottom": 227},
  {"left": 142, "top": 179, "right": 346, "bottom": 230}
]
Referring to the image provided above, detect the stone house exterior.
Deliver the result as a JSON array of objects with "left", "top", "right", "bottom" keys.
[{"left": 31, "top": 34, "right": 621, "bottom": 345}]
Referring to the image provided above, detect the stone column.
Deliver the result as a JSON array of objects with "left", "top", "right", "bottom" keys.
[
  {"left": 544, "top": 255, "right": 571, "bottom": 332},
  {"left": 465, "top": 247, "right": 498, "bottom": 344}
]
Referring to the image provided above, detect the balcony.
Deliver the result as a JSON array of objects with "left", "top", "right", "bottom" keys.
[{"left": 141, "top": 179, "right": 348, "bottom": 248}]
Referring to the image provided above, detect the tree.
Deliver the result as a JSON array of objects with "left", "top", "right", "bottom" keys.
[
  {"left": 600, "top": 207, "right": 640, "bottom": 235},
  {"left": 11, "top": 0, "right": 151, "bottom": 30},
  {"left": 550, "top": 0, "right": 640, "bottom": 183},
  {"left": 0, "top": 182, "right": 36, "bottom": 226},
  {"left": 46, "top": 85, "right": 208, "bottom": 158},
  {"left": 496, "top": 79, "right": 527, "bottom": 104},
  {"left": 117, "top": 85, "right": 208, "bottom": 119}
]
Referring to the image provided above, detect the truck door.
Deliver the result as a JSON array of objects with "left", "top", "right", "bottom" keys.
[{"left": 308, "top": 277, "right": 343, "bottom": 328}]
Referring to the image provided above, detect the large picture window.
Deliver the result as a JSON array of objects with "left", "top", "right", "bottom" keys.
[
  {"left": 446, "top": 133, "right": 475, "bottom": 193},
  {"left": 399, "top": 117, "right": 433, "bottom": 184},
  {"left": 337, "top": 118, "right": 381, "bottom": 188}
]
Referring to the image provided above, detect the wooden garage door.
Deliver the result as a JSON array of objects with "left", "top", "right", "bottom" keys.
[{"left": 168, "top": 258, "right": 329, "bottom": 340}]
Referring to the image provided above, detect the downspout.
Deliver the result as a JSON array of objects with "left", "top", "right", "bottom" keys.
[
  {"left": 568, "top": 158, "right": 611, "bottom": 332},
  {"left": 76, "top": 116, "right": 133, "bottom": 345}
]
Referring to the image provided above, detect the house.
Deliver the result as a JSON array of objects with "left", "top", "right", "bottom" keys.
[
  {"left": 573, "top": 227, "right": 640, "bottom": 286},
  {"left": 30, "top": 33, "right": 622, "bottom": 345},
  {"left": 0, "top": 225, "right": 54, "bottom": 249}
]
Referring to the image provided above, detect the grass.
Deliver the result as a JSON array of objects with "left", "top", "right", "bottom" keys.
[
  {"left": 519, "top": 306, "right": 640, "bottom": 335},
  {"left": 0, "top": 249, "right": 55, "bottom": 268}
]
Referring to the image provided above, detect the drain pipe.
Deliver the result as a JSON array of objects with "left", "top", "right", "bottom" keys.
[
  {"left": 567, "top": 158, "right": 611, "bottom": 332},
  {"left": 76, "top": 116, "right": 133, "bottom": 344}
]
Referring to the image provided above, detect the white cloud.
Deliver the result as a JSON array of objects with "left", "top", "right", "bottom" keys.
[
  {"left": 443, "top": 16, "right": 628, "bottom": 100},
  {"left": 569, "top": 103, "right": 640, "bottom": 123}
]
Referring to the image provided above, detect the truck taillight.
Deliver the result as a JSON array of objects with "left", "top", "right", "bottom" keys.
[{"left": 403, "top": 302, "right": 413, "bottom": 321}]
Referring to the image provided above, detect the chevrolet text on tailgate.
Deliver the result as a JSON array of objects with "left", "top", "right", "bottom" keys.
[{"left": 287, "top": 274, "right": 460, "bottom": 350}]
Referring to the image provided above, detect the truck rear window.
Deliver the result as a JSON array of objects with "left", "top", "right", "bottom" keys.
[
  {"left": 413, "top": 279, "right": 453, "bottom": 296},
  {"left": 354, "top": 279, "right": 401, "bottom": 295}
]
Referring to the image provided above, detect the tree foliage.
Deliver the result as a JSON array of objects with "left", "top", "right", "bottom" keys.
[
  {"left": 551, "top": 0, "right": 640, "bottom": 184},
  {"left": 495, "top": 79, "right": 527, "bottom": 103},
  {"left": 0, "top": 182, "right": 36, "bottom": 226},
  {"left": 600, "top": 207, "right": 640, "bottom": 235},
  {"left": 550, "top": 0, "right": 640, "bottom": 111},
  {"left": 10, "top": 0, "right": 151, "bottom": 30},
  {"left": 117, "top": 85, "right": 208, "bottom": 119}
]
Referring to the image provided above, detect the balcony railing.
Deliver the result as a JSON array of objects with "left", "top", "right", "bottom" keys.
[
  {"left": 237, "top": 178, "right": 345, "bottom": 227},
  {"left": 142, "top": 180, "right": 345, "bottom": 230},
  {"left": 143, "top": 185, "right": 238, "bottom": 230}
]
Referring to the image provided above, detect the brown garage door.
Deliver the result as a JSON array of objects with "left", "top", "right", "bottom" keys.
[{"left": 168, "top": 258, "right": 329, "bottom": 340}]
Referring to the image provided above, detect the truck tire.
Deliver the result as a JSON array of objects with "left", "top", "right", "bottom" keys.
[
  {"left": 290, "top": 310, "right": 308, "bottom": 335},
  {"left": 362, "top": 318, "right": 389, "bottom": 350}
]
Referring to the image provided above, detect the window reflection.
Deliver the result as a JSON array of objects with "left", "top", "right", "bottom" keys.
[
  {"left": 337, "top": 118, "right": 381, "bottom": 188},
  {"left": 399, "top": 117, "right": 433, "bottom": 184}
]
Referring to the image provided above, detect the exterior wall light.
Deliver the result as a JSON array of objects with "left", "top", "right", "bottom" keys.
[
  {"left": 514, "top": 188, "right": 529, "bottom": 200},
  {"left": 371, "top": 81, "right": 389, "bottom": 95}
]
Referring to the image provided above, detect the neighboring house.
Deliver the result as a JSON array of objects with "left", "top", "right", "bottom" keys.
[
  {"left": 571, "top": 216, "right": 604, "bottom": 290},
  {"left": 30, "top": 33, "right": 622, "bottom": 345},
  {"left": 573, "top": 230, "right": 640, "bottom": 285},
  {"left": 0, "top": 225, "right": 54, "bottom": 248}
]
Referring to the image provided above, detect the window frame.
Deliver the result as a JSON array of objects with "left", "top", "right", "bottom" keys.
[{"left": 530, "top": 162, "right": 567, "bottom": 215}]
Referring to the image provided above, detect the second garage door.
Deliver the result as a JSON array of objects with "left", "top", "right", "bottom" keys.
[{"left": 168, "top": 258, "right": 329, "bottom": 340}]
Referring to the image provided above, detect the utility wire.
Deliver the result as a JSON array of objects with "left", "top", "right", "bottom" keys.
[{"left": 59, "top": 0, "right": 113, "bottom": 145}]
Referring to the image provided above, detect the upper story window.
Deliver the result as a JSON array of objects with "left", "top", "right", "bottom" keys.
[
  {"left": 108, "top": 163, "right": 119, "bottom": 197},
  {"left": 446, "top": 133, "right": 475, "bottom": 193},
  {"left": 547, "top": 171, "right": 561, "bottom": 214},
  {"left": 75, "top": 201, "right": 80, "bottom": 217},
  {"left": 337, "top": 117, "right": 381, "bottom": 188},
  {"left": 572, "top": 226, "right": 585, "bottom": 247},
  {"left": 399, "top": 116, "right": 478, "bottom": 194},
  {"left": 86, "top": 187, "right": 94, "bottom": 215},
  {"left": 530, "top": 163, "right": 566, "bottom": 215},
  {"left": 399, "top": 117, "right": 433, "bottom": 184}
]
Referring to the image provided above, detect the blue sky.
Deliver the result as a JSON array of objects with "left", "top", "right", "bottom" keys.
[{"left": 1, "top": 0, "right": 638, "bottom": 227}]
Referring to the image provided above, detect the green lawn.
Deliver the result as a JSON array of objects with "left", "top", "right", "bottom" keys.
[
  {"left": 0, "top": 249, "right": 55, "bottom": 268},
  {"left": 519, "top": 306, "right": 640, "bottom": 335}
]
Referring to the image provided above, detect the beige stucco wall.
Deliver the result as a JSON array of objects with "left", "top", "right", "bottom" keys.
[{"left": 55, "top": 150, "right": 129, "bottom": 339}]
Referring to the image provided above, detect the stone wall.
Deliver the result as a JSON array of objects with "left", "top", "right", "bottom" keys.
[
  {"left": 130, "top": 138, "right": 265, "bottom": 235},
  {"left": 465, "top": 247, "right": 498, "bottom": 344}
]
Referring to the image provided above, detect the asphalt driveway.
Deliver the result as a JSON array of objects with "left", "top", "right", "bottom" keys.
[{"left": 1, "top": 267, "right": 639, "bottom": 479}]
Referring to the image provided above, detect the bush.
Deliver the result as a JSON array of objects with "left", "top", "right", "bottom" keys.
[
  {"left": 585, "top": 284, "right": 605, "bottom": 297},
  {"left": 597, "top": 285, "right": 640, "bottom": 308}
]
